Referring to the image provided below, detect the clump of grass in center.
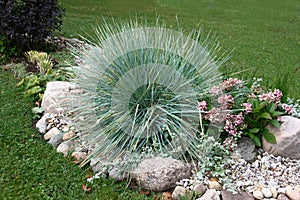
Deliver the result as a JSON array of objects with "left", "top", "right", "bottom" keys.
[{"left": 70, "top": 19, "right": 228, "bottom": 174}]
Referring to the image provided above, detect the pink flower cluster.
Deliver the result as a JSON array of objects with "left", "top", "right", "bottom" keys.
[
  {"left": 203, "top": 107, "right": 226, "bottom": 123},
  {"left": 197, "top": 78, "right": 292, "bottom": 151},
  {"left": 197, "top": 101, "right": 207, "bottom": 111},
  {"left": 209, "top": 78, "right": 244, "bottom": 96},
  {"left": 281, "top": 103, "right": 293, "bottom": 114},
  {"left": 259, "top": 89, "right": 283, "bottom": 105},
  {"left": 224, "top": 113, "right": 244, "bottom": 136},
  {"left": 197, "top": 101, "right": 225, "bottom": 123},
  {"left": 209, "top": 85, "right": 222, "bottom": 97},
  {"left": 221, "top": 78, "right": 243, "bottom": 91},
  {"left": 218, "top": 94, "right": 234, "bottom": 109},
  {"left": 242, "top": 103, "right": 252, "bottom": 114}
]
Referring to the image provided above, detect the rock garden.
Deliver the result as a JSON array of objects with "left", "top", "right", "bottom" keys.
[
  {"left": 1, "top": 1, "right": 299, "bottom": 200},
  {"left": 35, "top": 33, "right": 299, "bottom": 200}
]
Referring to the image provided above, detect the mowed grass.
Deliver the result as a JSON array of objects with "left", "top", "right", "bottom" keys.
[
  {"left": 0, "top": 68, "right": 155, "bottom": 199},
  {"left": 0, "top": 1, "right": 299, "bottom": 199},
  {"left": 60, "top": 0, "right": 300, "bottom": 99}
]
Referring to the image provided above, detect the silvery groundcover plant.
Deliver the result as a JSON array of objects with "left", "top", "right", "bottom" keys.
[{"left": 69, "top": 19, "right": 230, "bottom": 180}]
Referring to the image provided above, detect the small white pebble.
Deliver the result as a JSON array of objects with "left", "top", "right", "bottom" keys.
[{"left": 278, "top": 188, "right": 286, "bottom": 194}]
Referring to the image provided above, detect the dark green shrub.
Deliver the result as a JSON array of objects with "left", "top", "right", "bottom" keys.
[{"left": 0, "top": 0, "right": 65, "bottom": 53}]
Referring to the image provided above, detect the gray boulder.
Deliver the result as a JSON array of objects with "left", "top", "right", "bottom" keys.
[
  {"left": 44, "top": 127, "right": 61, "bottom": 140},
  {"left": 48, "top": 132, "right": 64, "bottom": 147},
  {"left": 198, "top": 189, "right": 220, "bottom": 200},
  {"left": 130, "top": 157, "right": 191, "bottom": 192},
  {"left": 221, "top": 190, "right": 254, "bottom": 200},
  {"left": 172, "top": 186, "right": 191, "bottom": 200},
  {"left": 231, "top": 137, "right": 256, "bottom": 163},
  {"left": 90, "top": 157, "right": 103, "bottom": 172},
  {"left": 109, "top": 167, "right": 128, "bottom": 182},
  {"left": 263, "top": 116, "right": 300, "bottom": 159},
  {"left": 193, "top": 183, "right": 206, "bottom": 196},
  {"left": 56, "top": 140, "right": 79, "bottom": 156}
]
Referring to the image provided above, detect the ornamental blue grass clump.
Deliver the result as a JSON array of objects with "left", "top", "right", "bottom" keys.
[{"left": 70, "top": 19, "right": 229, "bottom": 173}]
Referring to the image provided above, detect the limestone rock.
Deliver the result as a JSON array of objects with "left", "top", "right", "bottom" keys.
[
  {"left": 71, "top": 151, "right": 88, "bottom": 162},
  {"left": 41, "top": 81, "right": 85, "bottom": 114},
  {"left": 198, "top": 189, "right": 220, "bottom": 200},
  {"left": 278, "top": 188, "right": 286, "bottom": 194},
  {"left": 270, "top": 187, "right": 278, "bottom": 198},
  {"left": 221, "top": 190, "right": 254, "bottom": 200},
  {"left": 277, "top": 194, "right": 290, "bottom": 200},
  {"left": 263, "top": 116, "right": 300, "bottom": 159},
  {"left": 252, "top": 190, "right": 264, "bottom": 200},
  {"left": 44, "top": 127, "right": 61, "bottom": 140},
  {"left": 48, "top": 132, "right": 64, "bottom": 147},
  {"left": 90, "top": 158, "right": 105, "bottom": 173},
  {"left": 172, "top": 186, "right": 190, "bottom": 200},
  {"left": 231, "top": 137, "right": 256, "bottom": 162},
  {"left": 130, "top": 157, "right": 191, "bottom": 192},
  {"left": 207, "top": 180, "right": 222, "bottom": 191},
  {"left": 90, "top": 157, "right": 101, "bottom": 167},
  {"left": 109, "top": 167, "right": 128, "bottom": 181},
  {"left": 56, "top": 140, "right": 79, "bottom": 156},
  {"left": 193, "top": 183, "right": 206, "bottom": 196},
  {"left": 63, "top": 131, "right": 76, "bottom": 141},
  {"left": 261, "top": 187, "right": 272, "bottom": 198},
  {"left": 286, "top": 188, "right": 300, "bottom": 200},
  {"left": 36, "top": 113, "right": 50, "bottom": 134}
]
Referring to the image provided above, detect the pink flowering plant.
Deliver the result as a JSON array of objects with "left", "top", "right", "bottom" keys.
[{"left": 197, "top": 78, "right": 293, "bottom": 148}]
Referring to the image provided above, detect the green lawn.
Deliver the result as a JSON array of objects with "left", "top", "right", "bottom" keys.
[
  {"left": 0, "top": 69, "right": 155, "bottom": 199},
  {"left": 60, "top": 0, "right": 300, "bottom": 99}
]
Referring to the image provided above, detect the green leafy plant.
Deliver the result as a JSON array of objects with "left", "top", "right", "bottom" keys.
[
  {"left": 0, "top": 35, "right": 21, "bottom": 63},
  {"left": 195, "top": 135, "right": 235, "bottom": 192},
  {"left": 242, "top": 98, "right": 283, "bottom": 147},
  {"left": 18, "top": 51, "right": 74, "bottom": 103},
  {"left": 25, "top": 51, "right": 54, "bottom": 74},
  {"left": 198, "top": 77, "right": 292, "bottom": 148},
  {"left": 32, "top": 106, "right": 44, "bottom": 119}
]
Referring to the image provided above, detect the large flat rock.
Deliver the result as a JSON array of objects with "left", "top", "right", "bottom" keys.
[
  {"left": 130, "top": 157, "right": 191, "bottom": 192},
  {"left": 41, "top": 81, "right": 85, "bottom": 114},
  {"left": 263, "top": 116, "right": 300, "bottom": 159}
]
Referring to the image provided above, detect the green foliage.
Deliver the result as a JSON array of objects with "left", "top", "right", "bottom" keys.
[
  {"left": 17, "top": 74, "right": 45, "bottom": 101},
  {"left": 25, "top": 51, "right": 53, "bottom": 74},
  {"left": 243, "top": 100, "right": 282, "bottom": 146},
  {"left": 32, "top": 106, "right": 44, "bottom": 119},
  {"left": 196, "top": 136, "right": 235, "bottom": 192},
  {"left": 17, "top": 51, "right": 75, "bottom": 103},
  {"left": 0, "top": 35, "right": 21, "bottom": 63}
]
